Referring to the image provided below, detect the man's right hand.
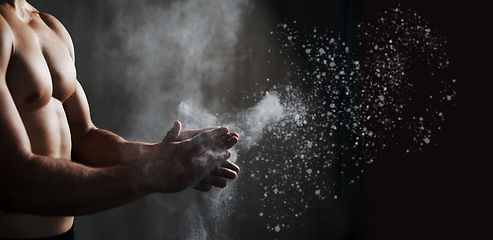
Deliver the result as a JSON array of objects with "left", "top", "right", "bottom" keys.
[{"left": 142, "top": 121, "right": 239, "bottom": 193}]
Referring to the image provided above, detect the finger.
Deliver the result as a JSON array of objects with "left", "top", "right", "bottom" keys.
[
  {"left": 191, "top": 127, "right": 228, "bottom": 145},
  {"left": 202, "top": 176, "right": 228, "bottom": 188},
  {"left": 199, "top": 134, "right": 238, "bottom": 155},
  {"left": 230, "top": 132, "right": 239, "bottom": 139},
  {"left": 200, "top": 150, "right": 231, "bottom": 170},
  {"left": 211, "top": 135, "right": 238, "bottom": 151},
  {"left": 162, "top": 120, "right": 181, "bottom": 142},
  {"left": 222, "top": 160, "right": 240, "bottom": 174},
  {"left": 176, "top": 130, "right": 201, "bottom": 142},
  {"left": 211, "top": 167, "right": 238, "bottom": 180},
  {"left": 194, "top": 182, "right": 212, "bottom": 192},
  {"left": 176, "top": 127, "right": 220, "bottom": 141}
]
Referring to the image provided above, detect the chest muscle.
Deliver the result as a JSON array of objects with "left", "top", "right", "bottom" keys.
[{"left": 6, "top": 21, "right": 76, "bottom": 108}]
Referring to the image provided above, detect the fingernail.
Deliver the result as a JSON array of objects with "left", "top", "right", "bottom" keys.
[{"left": 220, "top": 127, "right": 229, "bottom": 133}]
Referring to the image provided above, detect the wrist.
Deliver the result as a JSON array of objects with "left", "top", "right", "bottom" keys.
[{"left": 131, "top": 143, "right": 162, "bottom": 194}]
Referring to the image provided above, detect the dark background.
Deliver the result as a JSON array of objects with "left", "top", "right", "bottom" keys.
[
  {"left": 361, "top": 1, "right": 490, "bottom": 240},
  {"left": 257, "top": 0, "right": 490, "bottom": 239},
  {"left": 256, "top": 0, "right": 490, "bottom": 239}
]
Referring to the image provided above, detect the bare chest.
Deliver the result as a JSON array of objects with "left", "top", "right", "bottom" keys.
[{"left": 6, "top": 18, "right": 76, "bottom": 109}]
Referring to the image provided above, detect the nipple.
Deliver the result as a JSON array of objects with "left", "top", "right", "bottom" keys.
[{"left": 25, "top": 92, "right": 41, "bottom": 104}]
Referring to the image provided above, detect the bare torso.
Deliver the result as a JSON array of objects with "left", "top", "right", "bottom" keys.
[{"left": 0, "top": 1, "right": 76, "bottom": 238}]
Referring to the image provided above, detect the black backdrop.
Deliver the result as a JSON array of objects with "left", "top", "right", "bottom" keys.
[
  {"left": 245, "top": 0, "right": 489, "bottom": 239},
  {"left": 362, "top": 1, "right": 489, "bottom": 239},
  {"left": 252, "top": 1, "right": 489, "bottom": 238}
]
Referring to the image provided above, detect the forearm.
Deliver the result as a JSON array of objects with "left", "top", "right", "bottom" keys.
[
  {"left": 0, "top": 153, "right": 150, "bottom": 216},
  {"left": 72, "top": 127, "right": 157, "bottom": 167}
]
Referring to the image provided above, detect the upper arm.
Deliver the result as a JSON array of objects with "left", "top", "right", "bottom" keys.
[
  {"left": 63, "top": 80, "right": 96, "bottom": 145},
  {"left": 64, "top": 81, "right": 128, "bottom": 166},
  {"left": 0, "top": 17, "right": 33, "bottom": 160},
  {"left": 41, "top": 12, "right": 92, "bottom": 142}
]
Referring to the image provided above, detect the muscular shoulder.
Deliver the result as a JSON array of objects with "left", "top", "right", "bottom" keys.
[
  {"left": 37, "top": 12, "right": 65, "bottom": 32},
  {"left": 38, "top": 12, "right": 75, "bottom": 61}
]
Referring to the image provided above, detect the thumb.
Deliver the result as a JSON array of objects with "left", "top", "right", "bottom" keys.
[{"left": 163, "top": 120, "right": 182, "bottom": 142}]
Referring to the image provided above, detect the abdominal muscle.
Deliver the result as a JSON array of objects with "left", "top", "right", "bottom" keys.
[{"left": 0, "top": 98, "right": 74, "bottom": 238}]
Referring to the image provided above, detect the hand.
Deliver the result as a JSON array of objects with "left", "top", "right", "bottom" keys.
[
  {"left": 145, "top": 121, "right": 239, "bottom": 193},
  {"left": 163, "top": 123, "right": 241, "bottom": 191},
  {"left": 193, "top": 158, "right": 240, "bottom": 192}
]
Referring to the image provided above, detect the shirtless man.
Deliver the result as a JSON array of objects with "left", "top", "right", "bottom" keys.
[{"left": 0, "top": 0, "right": 240, "bottom": 239}]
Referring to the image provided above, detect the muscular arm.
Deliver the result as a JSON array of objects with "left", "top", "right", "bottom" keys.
[
  {"left": 64, "top": 80, "right": 239, "bottom": 191},
  {"left": 64, "top": 83, "right": 239, "bottom": 183},
  {"left": 0, "top": 15, "right": 238, "bottom": 216},
  {"left": 64, "top": 81, "right": 155, "bottom": 167},
  {"left": 0, "top": 17, "right": 148, "bottom": 216}
]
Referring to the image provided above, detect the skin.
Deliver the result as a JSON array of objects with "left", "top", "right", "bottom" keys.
[{"left": 0, "top": 0, "right": 240, "bottom": 238}]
